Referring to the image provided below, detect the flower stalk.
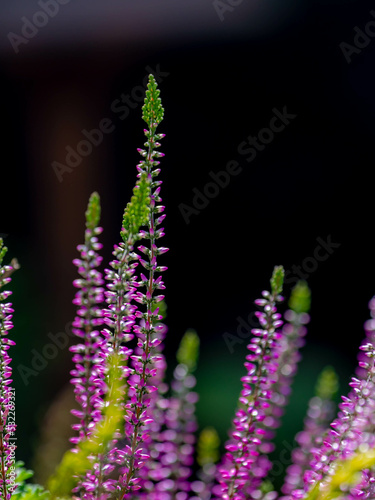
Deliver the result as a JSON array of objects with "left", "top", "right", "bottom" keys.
[
  {"left": 118, "top": 74, "right": 166, "bottom": 499},
  {"left": 215, "top": 266, "right": 285, "bottom": 500},
  {"left": 281, "top": 366, "right": 338, "bottom": 500},
  {"left": 300, "top": 344, "right": 375, "bottom": 499},
  {"left": 70, "top": 192, "right": 106, "bottom": 448},
  {"left": 145, "top": 329, "right": 200, "bottom": 500}
]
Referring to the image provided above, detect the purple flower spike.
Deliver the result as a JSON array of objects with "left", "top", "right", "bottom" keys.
[
  {"left": 118, "top": 74, "right": 167, "bottom": 499},
  {"left": 141, "top": 330, "right": 200, "bottom": 500},
  {"left": 94, "top": 225, "right": 143, "bottom": 497},
  {"left": 249, "top": 282, "right": 311, "bottom": 500},
  {"left": 343, "top": 297, "right": 375, "bottom": 500},
  {"left": 0, "top": 241, "right": 18, "bottom": 500},
  {"left": 298, "top": 335, "right": 375, "bottom": 497},
  {"left": 69, "top": 222, "right": 105, "bottom": 447},
  {"left": 214, "top": 267, "right": 285, "bottom": 500},
  {"left": 68, "top": 193, "right": 109, "bottom": 498}
]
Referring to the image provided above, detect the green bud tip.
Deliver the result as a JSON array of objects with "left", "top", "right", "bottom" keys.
[
  {"left": 142, "top": 74, "right": 164, "bottom": 127},
  {"left": 315, "top": 365, "right": 339, "bottom": 401},
  {"left": 85, "top": 192, "right": 101, "bottom": 230},
  {"left": 288, "top": 280, "right": 311, "bottom": 314},
  {"left": 176, "top": 329, "right": 200, "bottom": 372},
  {"left": 270, "top": 265, "right": 285, "bottom": 297}
]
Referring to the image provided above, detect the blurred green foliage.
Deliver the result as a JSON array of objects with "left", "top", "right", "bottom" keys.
[
  {"left": 176, "top": 329, "right": 200, "bottom": 372},
  {"left": 47, "top": 353, "right": 124, "bottom": 498},
  {"left": 197, "top": 427, "right": 220, "bottom": 467},
  {"left": 289, "top": 281, "right": 311, "bottom": 314},
  {"left": 315, "top": 366, "right": 339, "bottom": 401}
]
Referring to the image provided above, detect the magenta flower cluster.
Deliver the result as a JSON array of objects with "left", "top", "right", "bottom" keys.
[
  {"left": 4, "top": 75, "right": 375, "bottom": 500},
  {"left": 70, "top": 224, "right": 106, "bottom": 448}
]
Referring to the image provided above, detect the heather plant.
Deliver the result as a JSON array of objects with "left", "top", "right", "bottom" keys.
[{"left": 3, "top": 73, "right": 375, "bottom": 500}]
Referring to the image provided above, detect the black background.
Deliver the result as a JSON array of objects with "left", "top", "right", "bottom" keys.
[{"left": 0, "top": 0, "right": 375, "bottom": 488}]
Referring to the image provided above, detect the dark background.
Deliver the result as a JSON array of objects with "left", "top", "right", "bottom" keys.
[{"left": 1, "top": 0, "right": 374, "bottom": 489}]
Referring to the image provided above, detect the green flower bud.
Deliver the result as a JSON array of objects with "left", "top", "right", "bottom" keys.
[
  {"left": 271, "top": 265, "right": 285, "bottom": 297},
  {"left": 142, "top": 74, "right": 164, "bottom": 127}
]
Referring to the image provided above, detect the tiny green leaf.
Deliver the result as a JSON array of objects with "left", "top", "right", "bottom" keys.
[
  {"left": 10, "top": 462, "right": 50, "bottom": 500},
  {"left": 176, "top": 329, "right": 200, "bottom": 372},
  {"left": 270, "top": 265, "right": 285, "bottom": 297},
  {"left": 142, "top": 74, "right": 164, "bottom": 127},
  {"left": 85, "top": 192, "right": 101, "bottom": 230},
  {"left": 13, "top": 461, "right": 34, "bottom": 484},
  {"left": 288, "top": 280, "right": 311, "bottom": 314}
]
